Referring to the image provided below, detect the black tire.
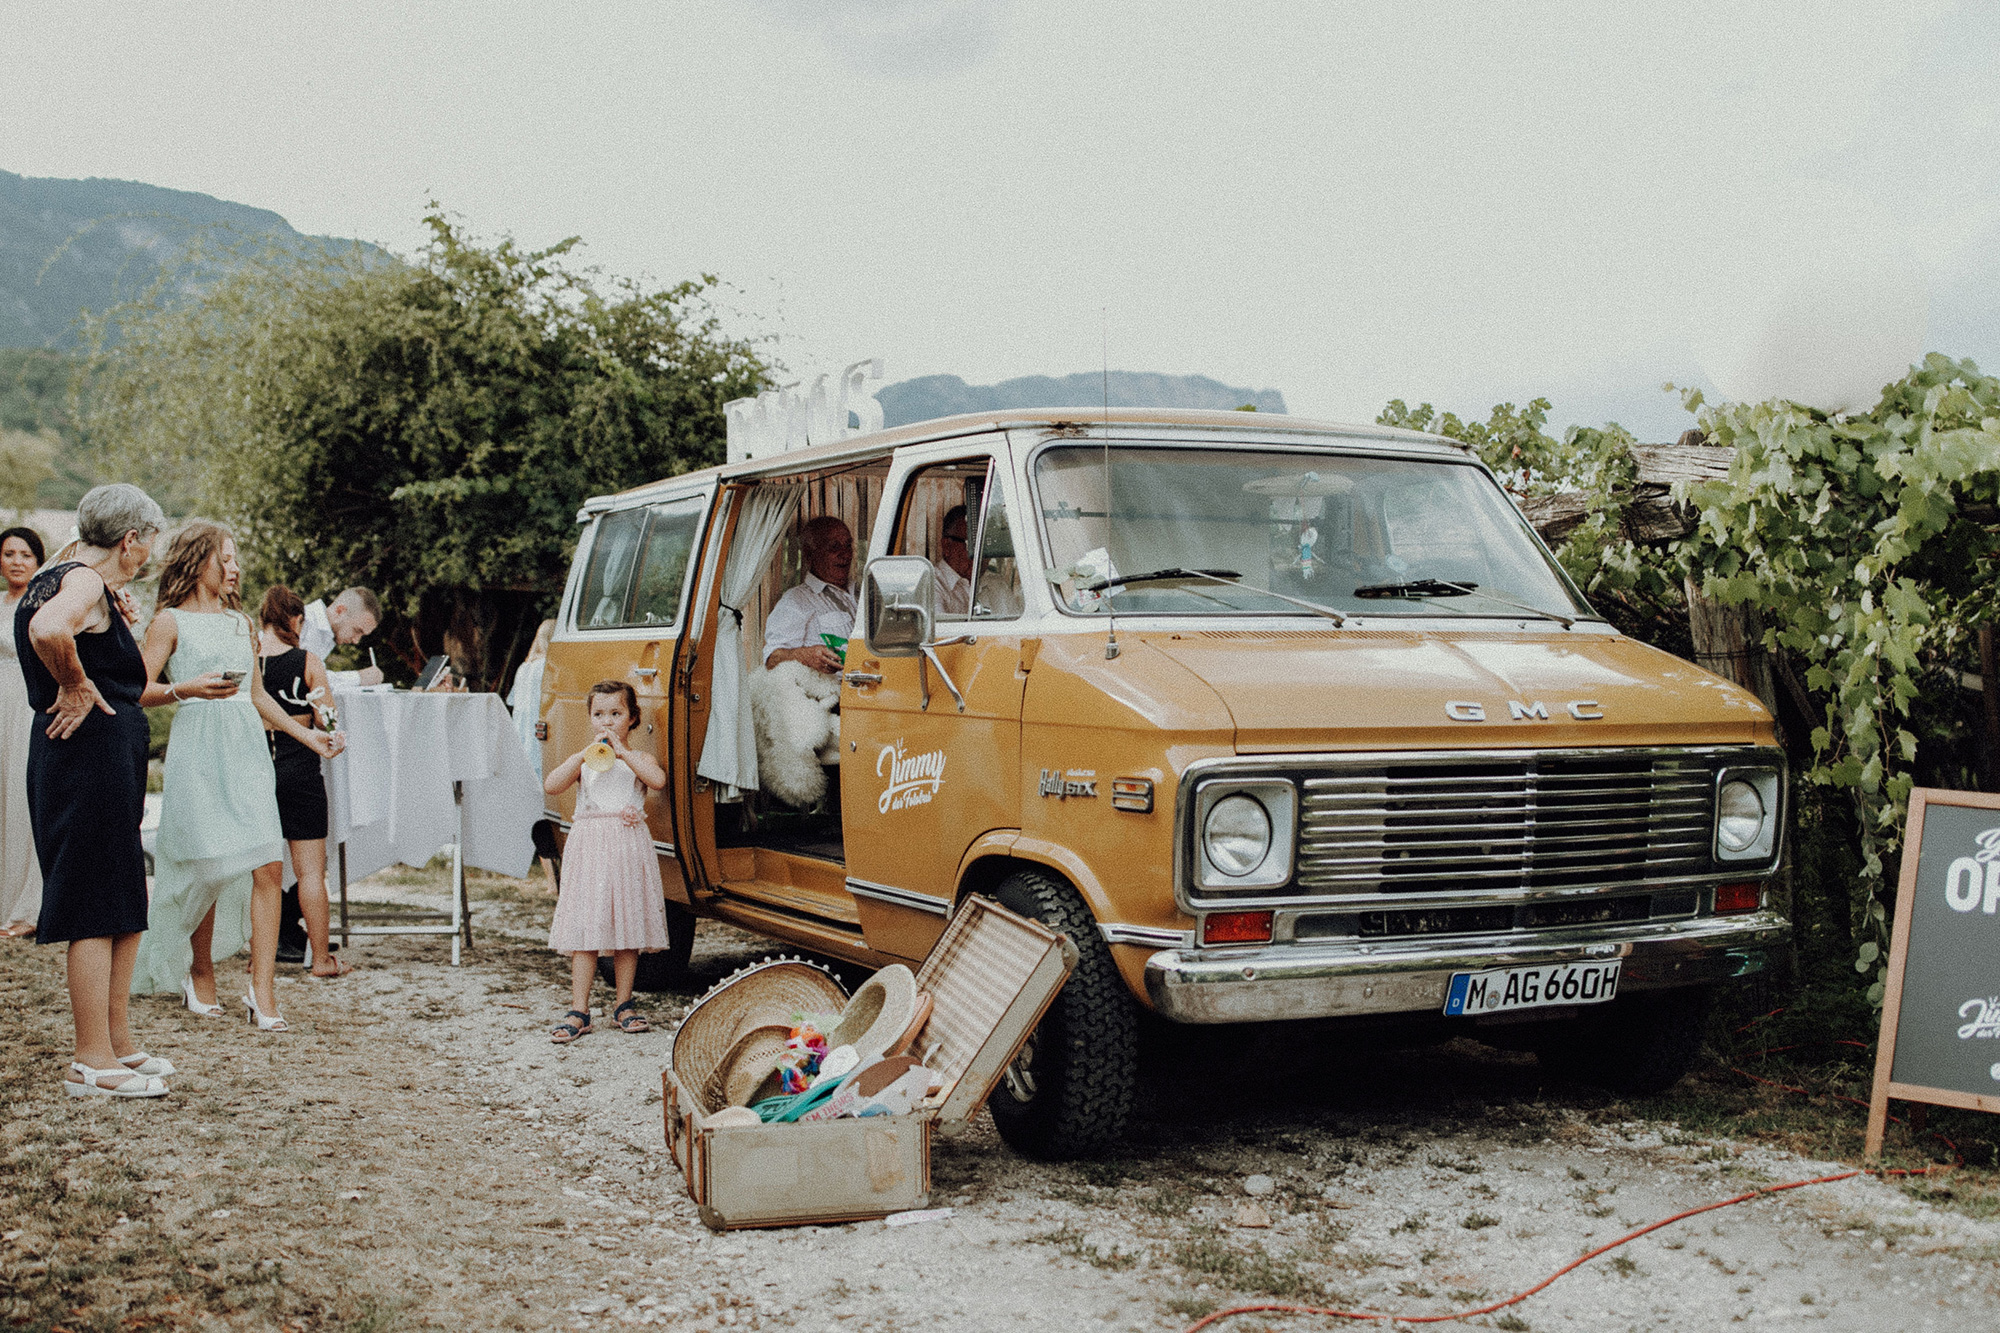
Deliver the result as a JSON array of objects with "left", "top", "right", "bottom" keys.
[
  {"left": 597, "top": 901, "right": 698, "bottom": 992},
  {"left": 1533, "top": 984, "right": 1716, "bottom": 1095},
  {"left": 985, "top": 868, "right": 1139, "bottom": 1160}
]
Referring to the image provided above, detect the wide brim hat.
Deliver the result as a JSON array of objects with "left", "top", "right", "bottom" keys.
[
  {"left": 825, "top": 963, "right": 920, "bottom": 1064},
  {"left": 708, "top": 1023, "right": 795, "bottom": 1113},
  {"left": 671, "top": 958, "right": 847, "bottom": 1108}
]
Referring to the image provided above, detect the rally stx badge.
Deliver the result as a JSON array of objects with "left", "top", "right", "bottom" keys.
[{"left": 1039, "top": 768, "right": 1098, "bottom": 799}]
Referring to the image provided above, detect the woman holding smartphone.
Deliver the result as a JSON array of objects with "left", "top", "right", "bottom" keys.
[{"left": 130, "top": 523, "right": 338, "bottom": 1030}]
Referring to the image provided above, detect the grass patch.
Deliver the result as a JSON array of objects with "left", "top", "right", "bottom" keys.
[
  {"left": 1031, "top": 1222, "right": 1140, "bottom": 1270},
  {"left": 1169, "top": 1226, "right": 1326, "bottom": 1299},
  {"left": 1461, "top": 1212, "right": 1500, "bottom": 1230}
]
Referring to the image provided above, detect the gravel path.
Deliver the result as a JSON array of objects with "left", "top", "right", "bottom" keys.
[{"left": 4, "top": 871, "right": 1998, "bottom": 1332}]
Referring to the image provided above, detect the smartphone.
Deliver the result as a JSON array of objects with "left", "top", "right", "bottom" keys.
[{"left": 220, "top": 670, "right": 246, "bottom": 684}]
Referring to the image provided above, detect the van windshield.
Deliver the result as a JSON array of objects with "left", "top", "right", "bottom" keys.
[{"left": 1033, "top": 445, "right": 1593, "bottom": 619}]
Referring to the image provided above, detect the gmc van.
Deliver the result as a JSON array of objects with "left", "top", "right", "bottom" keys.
[{"left": 541, "top": 409, "right": 1789, "bottom": 1157}]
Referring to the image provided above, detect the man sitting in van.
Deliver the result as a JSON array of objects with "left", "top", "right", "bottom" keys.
[
  {"left": 935, "top": 505, "right": 1022, "bottom": 619},
  {"left": 763, "top": 515, "right": 854, "bottom": 675}
]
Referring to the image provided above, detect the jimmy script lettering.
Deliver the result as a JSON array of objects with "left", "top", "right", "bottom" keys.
[
  {"left": 877, "top": 740, "right": 946, "bottom": 813},
  {"left": 1959, "top": 997, "right": 2000, "bottom": 1040}
]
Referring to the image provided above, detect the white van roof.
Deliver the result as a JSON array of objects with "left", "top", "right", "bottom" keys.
[{"left": 577, "top": 408, "right": 1463, "bottom": 517}]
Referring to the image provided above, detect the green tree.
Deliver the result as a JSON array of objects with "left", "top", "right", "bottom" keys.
[
  {"left": 1674, "top": 356, "right": 2000, "bottom": 1001},
  {"left": 0, "top": 428, "right": 57, "bottom": 519},
  {"left": 82, "top": 211, "right": 769, "bottom": 688}
]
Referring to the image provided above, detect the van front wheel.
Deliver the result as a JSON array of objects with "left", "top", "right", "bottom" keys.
[
  {"left": 1532, "top": 984, "right": 1715, "bottom": 1095},
  {"left": 986, "top": 869, "right": 1138, "bottom": 1160}
]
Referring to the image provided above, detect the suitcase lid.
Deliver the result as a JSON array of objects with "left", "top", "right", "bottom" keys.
[{"left": 910, "top": 895, "right": 1080, "bottom": 1123}]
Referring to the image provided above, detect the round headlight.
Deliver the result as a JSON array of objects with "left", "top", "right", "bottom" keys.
[
  {"left": 1717, "top": 779, "right": 1765, "bottom": 854},
  {"left": 1204, "top": 794, "right": 1272, "bottom": 877}
]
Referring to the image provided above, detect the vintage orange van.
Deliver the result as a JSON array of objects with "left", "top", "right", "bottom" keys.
[{"left": 540, "top": 408, "right": 1788, "bottom": 1158}]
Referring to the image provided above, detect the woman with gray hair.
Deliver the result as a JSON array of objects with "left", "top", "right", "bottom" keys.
[{"left": 15, "top": 484, "right": 185, "bottom": 1097}]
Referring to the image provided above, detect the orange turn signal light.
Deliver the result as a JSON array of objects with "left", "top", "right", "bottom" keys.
[
  {"left": 1715, "top": 882, "right": 1762, "bottom": 915},
  {"left": 1201, "top": 911, "right": 1274, "bottom": 945},
  {"left": 1110, "top": 777, "right": 1155, "bottom": 812}
]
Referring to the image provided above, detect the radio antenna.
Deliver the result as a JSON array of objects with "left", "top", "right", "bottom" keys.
[{"left": 1102, "top": 307, "right": 1119, "bottom": 660}]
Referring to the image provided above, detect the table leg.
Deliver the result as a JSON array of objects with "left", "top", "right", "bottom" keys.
[
  {"left": 451, "top": 780, "right": 465, "bottom": 967},
  {"left": 337, "top": 841, "right": 350, "bottom": 948}
]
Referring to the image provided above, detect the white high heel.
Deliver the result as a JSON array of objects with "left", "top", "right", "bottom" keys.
[
  {"left": 244, "top": 990, "right": 288, "bottom": 1033},
  {"left": 118, "top": 1052, "right": 177, "bottom": 1077},
  {"left": 181, "top": 976, "right": 224, "bottom": 1018},
  {"left": 65, "top": 1061, "right": 168, "bottom": 1099}
]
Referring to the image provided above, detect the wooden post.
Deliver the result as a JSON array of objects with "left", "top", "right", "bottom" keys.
[{"left": 1684, "top": 577, "right": 1786, "bottom": 749}]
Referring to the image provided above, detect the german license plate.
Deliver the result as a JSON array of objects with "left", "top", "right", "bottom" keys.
[{"left": 1442, "top": 960, "right": 1621, "bottom": 1017}]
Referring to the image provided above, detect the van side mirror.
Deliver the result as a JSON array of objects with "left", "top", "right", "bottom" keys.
[{"left": 861, "top": 556, "right": 935, "bottom": 657}]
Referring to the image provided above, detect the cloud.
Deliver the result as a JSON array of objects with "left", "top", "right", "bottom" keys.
[{"left": 753, "top": 0, "right": 1015, "bottom": 76}]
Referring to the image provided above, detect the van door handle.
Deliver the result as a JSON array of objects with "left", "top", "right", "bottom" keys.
[
  {"left": 632, "top": 667, "right": 658, "bottom": 679},
  {"left": 843, "top": 671, "right": 883, "bottom": 687}
]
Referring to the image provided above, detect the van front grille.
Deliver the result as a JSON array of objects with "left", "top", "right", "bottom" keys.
[{"left": 1294, "top": 754, "right": 1713, "bottom": 895}]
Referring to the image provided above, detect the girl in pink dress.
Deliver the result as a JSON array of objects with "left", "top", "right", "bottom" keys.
[{"left": 543, "top": 681, "right": 670, "bottom": 1042}]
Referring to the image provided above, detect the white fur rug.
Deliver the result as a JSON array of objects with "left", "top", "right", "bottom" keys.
[{"left": 748, "top": 660, "right": 841, "bottom": 808}]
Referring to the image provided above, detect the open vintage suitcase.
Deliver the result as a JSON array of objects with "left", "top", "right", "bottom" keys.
[{"left": 663, "top": 895, "right": 1079, "bottom": 1230}]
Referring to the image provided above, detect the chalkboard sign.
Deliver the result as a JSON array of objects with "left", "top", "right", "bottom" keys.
[{"left": 1865, "top": 788, "right": 2000, "bottom": 1156}]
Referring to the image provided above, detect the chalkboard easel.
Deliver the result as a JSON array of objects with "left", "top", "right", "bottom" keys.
[{"left": 1865, "top": 787, "right": 2000, "bottom": 1158}]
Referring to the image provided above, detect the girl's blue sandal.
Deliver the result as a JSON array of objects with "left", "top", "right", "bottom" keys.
[
  {"left": 550, "top": 1010, "right": 593, "bottom": 1044},
  {"left": 613, "top": 999, "right": 650, "bottom": 1033}
]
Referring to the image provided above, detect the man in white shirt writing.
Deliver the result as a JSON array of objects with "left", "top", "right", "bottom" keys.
[
  {"left": 763, "top": 517, "right": 854, "bottom": 675},
  {"left": 302, "top": 586, "right": 386, "bottom": 688}
]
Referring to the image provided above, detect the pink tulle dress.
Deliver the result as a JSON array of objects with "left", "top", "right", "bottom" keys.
[{"left": 547, "top": 758, "right": 670, "bottom": 955}]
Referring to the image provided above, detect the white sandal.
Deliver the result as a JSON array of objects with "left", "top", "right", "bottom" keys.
[
  {"left": 244, "top": 990, "right": 288, "bottom": 1033},
  {"left": 118, "top": 1052, "right": 177, "bottom": 1077},
  {"left": 181, "top": 976, "right": 224, "bottom": 1018},
  {"left": 65, "top": 1061, "right": 168, "bottom": 1099}
]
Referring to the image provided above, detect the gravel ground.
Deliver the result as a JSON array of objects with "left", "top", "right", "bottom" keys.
[{"left": 3, "top": 868, "right": 1998, "bottom": 1333}]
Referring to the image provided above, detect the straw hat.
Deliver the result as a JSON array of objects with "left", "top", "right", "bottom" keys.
[
  {"left": 707, "top": 1023, "right": 795, "bottom": 1112},
  {"left": 670, "top": 958, "right": 847, "bottom": 1105},
  {"left": 826, "top": 964, "right": 920, "bottom": 1063}
]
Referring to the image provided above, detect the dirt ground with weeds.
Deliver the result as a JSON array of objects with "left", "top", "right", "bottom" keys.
[{"left": 5, "top": 865, "right": 2000, "bottom": 1333}]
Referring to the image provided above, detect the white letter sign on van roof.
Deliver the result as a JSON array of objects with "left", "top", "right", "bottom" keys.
[{"left": 726, "top": 358, "right": 885, "bottom": 463}]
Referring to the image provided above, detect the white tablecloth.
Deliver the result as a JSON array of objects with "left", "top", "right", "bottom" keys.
[{"left": 325, "top": 691, "right": 543, "bottom": 884}]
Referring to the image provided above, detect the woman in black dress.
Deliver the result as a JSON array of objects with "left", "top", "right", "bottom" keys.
[
  {"left": 257, "top": 585, "right": 350, "bottom": 977},
  {"left": 17, "top": 484, "right": 228, "bottom": 1097}
]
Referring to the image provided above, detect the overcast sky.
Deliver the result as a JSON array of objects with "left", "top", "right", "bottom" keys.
[{"left": 6, "top": 1, "right": 1996, "bottom": 440}]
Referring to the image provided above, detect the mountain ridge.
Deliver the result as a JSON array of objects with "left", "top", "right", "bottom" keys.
[
  {"left": 0, "top": 169, "right": 376, "bottom": 347},
  {"left": 876, "top": 371, "right": 1285, "bottom": 427}
]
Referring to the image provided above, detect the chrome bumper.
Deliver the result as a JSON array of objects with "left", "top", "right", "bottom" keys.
[{"left": 1141, "top": 911, "right": 1790, "bottom": 1024}]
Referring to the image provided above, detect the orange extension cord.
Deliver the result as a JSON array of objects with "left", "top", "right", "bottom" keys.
[{"left": 1185, "top": 1013, "right": 1954, "bottom": 1331}]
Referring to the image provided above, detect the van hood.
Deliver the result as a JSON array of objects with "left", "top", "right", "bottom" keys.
[{"left": 1141, "top": 628, "right": 1774, "bottom": 752}]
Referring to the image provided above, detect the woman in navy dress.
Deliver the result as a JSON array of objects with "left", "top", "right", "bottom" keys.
[{"left": 17, "top": 484, "right": 214, "bottom": 1097}]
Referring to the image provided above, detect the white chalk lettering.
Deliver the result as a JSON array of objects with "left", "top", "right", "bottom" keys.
[
  {"left": 1947, "top": 856, "right": 1984, "bottom": 912},
  {"left": 1958, "top": 997, "right": 2000, "bottom": 1040},
  {"left": 877, "top": 740, "right": 947, "bottom": 813}
]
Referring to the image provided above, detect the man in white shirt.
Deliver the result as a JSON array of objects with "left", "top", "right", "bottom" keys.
[
  {"left": 934, "top": 505, "right": 974, "bottom": 617},
  {"left": 763, "top": 517, "right": 854, "bottom": 675},
  {"left": 302, "top": 586, "right": 386, "bottom": 687}
]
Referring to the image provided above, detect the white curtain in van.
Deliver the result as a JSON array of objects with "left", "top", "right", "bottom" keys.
[{"left": 696, "top": 486, "right": 802, "bottom": 799}]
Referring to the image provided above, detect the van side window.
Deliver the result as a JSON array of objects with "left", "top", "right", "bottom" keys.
[
  {"left": 890, "top": 459, "right": 1022, "bottom": 621},
  {"left": 577, "top": 508, "right": 647, "bottom": 628},
  {"left": 574, "top": 497, "right": 706, "bottom": 630},
  {"left": 627, "top": 497, "right": 706, "bottom": 627}
]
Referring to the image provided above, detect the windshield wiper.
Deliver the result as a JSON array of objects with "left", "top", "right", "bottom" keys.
[
  {"left": 1353, "top": 577, "right": 1573, "bottom": 629},
  {"left": 1080, "top": 567, "right": 1347, "bottom": 626},
  {"left": 1085, "top": 567, "right": 1241, "bottom": 592},
  {"left": 1353, "top": 579, "right": 1476, "bottom": 599}
]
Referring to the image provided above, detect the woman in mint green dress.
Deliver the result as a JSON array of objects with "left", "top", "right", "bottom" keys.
[{"left": 130, "top": 523, "right": 341, "bottom": 1029}]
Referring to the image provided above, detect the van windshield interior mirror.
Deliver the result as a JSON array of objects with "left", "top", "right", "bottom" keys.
[{"left": 863, "top": 556, "right": 935, "bottom": 656}]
